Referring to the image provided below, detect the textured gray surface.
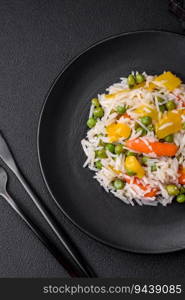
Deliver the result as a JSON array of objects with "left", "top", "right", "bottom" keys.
[{"left": 0, "top": 0, "right": 185, "bottom": 278}]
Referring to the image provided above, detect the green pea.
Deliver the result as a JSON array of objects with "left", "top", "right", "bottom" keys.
[
  {"left": 166, "top": 184, "right": 179, "bottom": 196},
  {"left": 140, "top": 116, "right": 152, "bottom": 126},
  {"left": 157, "top": 96, "right": 165, "bottom": 103},
  {"left": 98, "top": 140, "right": 105, "bottom": 147},
  {"left": 182, "top": 123, "right": 185, "bottom": 130},
  {"left": 148, "top": 124, "right": 154, "bottom": 131},
  {"left": 105, "top": 143, "right": 115, "bottom": 153},
  {"left": 95, "top": 160, "right": 102, "bottom": 169},
  {"left": 136, "top": 127, "right": 147, "bottom": 136},
  {"left": 93, "top": 107, "right": 104, "bottom": 118},
  {"left": 176, "top": 194, "right": 185, "bottom": 203},
  {"left": 116, "top": 105, "right": 127, "bottom": 114},
  {"left": 180, "top": 186, "right": 185, "bottom": 194},
  {"left": 159, "top": 104, "right": 166, "bottom": 113},
  {"left": 127, "top": 74, "right": 136, "bottom": 87},
  {"left": 165, "top": 100, "right": 176, "bottom": 111},
  {"left": 115, "top": 144, "right": 124, "bottom": 155},
  {"left": 164, "top": 134, "right": 174, "bottom": 143},
  {"left": 113, "top": 179, "right": 125, "bottom": 190},
  {"left": 96, "top": 149, "right": 107, "bottom": 159},
  {"left": 91, "top": 98, "right": 100, "bottom": 107},
  {"left": 141, "top": 156, "right": 148, "bottom": 165},
  {"left": 135, "top": 73, "right": 145, "bottom": 84},
  {"left": 126, "top": 170, "right": 136, "bottom": 176},
  {"left": 126, "top": 151, "right": 136, "bottom": 157},
  {"left": 151, "top": 164, "right": 157, "bottom": 172},
  {"left": 87, "top": 117, "right": 96, "bottom": 128}
]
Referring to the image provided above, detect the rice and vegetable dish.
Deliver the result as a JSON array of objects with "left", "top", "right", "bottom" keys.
[{"left": 81, "top": 71, "right": 185, "bottom": 206}]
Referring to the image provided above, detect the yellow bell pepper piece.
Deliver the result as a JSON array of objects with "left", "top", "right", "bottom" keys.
[
  {"left": 146, "top": 82, "right": 156, "bottom": 91},
  {"left": 105, "top": 89, "right": 129, "bottom": 99},
  {"left": 154, "top": 71, "right": 181, "bottom": 92},
  {"left": 155, "top": 111, "right": 182, "bottom": 139},
  {"left": 109, "top": 165, "right": 122, "bottom": 175},
  {"left": 134, "top": 105, "right": 158, "bottom": 121},
  {"left": 125, "top": 156, "right": 145, "bottom": 178},
  {"left": 106, "top": 123, "right": 131, "bottom": 142}
]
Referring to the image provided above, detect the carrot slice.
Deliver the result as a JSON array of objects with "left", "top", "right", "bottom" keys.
[
  {"left": 125, "top": 138, "right": 178, "bottom": 157},
  {"left": 125, "top": 176, "right": 158, "bottom": 198},
  {"left": 178, "top": 166, "right": 185, "bottom": 185}
]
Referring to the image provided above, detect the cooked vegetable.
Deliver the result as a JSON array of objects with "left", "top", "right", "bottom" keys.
[
  {"left": 148, "top": 124, "right": 154, "bottom": 131},
  {"left": 135, "top": 73, "right": 145, "bottom": 84},
  {"left": 87, "top": 117, "right": 96, "bottom": 128},
  {"left": 136, "top": 127, "right": 147, "bottom": 136},
  {"left": 96, "top": 149, "right": 107, "bottom": 158},
  {"left": 105, "top": 143, "right": 115, "bottom": 153},
  {"left": 127, "top": 74, "right": 136, "bottom": 87},
  {"left": 176, "top": 194, "right": 185, "bottom": 203},
  {"left": 166, "top": 184, "right": 179, "bottom": 196},
  {"left": 126, "top": 170, "right": 136, "bottom": 176},
  {"left": 125, "top": 156, "right": 145, "bottom": 178},
  {"left": 151, "top": 164, "right": 157, "bottom": 172},
  {"left": 164, "top": 134, "right": 174, "bottom": 143},
  {"left": 141, "top": 156, "right": 148, "bottom": 165},
  {"left": 126, "top": 151, "right": 136, "bottom": 157},
  {"left": 159, "top": 104, "right": 166, "bottom": 113},
  {"left": 157, "top": 96, "right": 165, "bottom": 103},
  {"left": 125, "top": 138, "right": 178, "bottom": 156},
  {"left": 178, "top": 166, "right": 185, "bottom": 184},
  {"left": 180, "top": 186, "right": 185, "bottom": 194},
  {"left": 125, "top": 177, "right": 158, "bottom": 198},
  {"left": 91, "top": 98, "right": 100, "bottom": 106},
  {"left": 140, "top": 116, "right": 152, "bottom": 126},
  {"left": 155, "top": 111, "right": 182, "bottom": 139},
  {"left": 93, "top": 107, "right": 104, "bottom": 118},
  {"left": 166, "top": 100, "right": 176, "bottom": 111},
  {"left": 135, "top": 105, "right": 158, "bottom": 121},
  {"left": 106, "top": 123, "right": 131, "bottom": 142},
  {"left": 115, "top": 144, "right": 124, "bottom": 155},
  {"left": 95, "top": 160, "right": 102, "bottom": 169},
  {"left": 113, "top": 179, "right": 125, "bottom": 190},
  {"left": 116, "top": 105, "right": 127, "bottom": 114},
  {"left": 154, "top": 71, "right": 181, "bottom": 91}
]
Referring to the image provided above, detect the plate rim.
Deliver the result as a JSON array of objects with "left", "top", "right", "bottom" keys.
[{"left": 37, "top": 30, "right": 185, "bottom": 254}]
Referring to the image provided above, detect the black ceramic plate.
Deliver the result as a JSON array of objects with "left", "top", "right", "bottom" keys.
[{"left": 38, "top": 31, "right": 185, "bottom": 253}]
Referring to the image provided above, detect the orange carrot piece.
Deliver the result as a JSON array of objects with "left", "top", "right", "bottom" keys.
[
  {"left": 125, "top": 138, "right": 178, "bottom": 157},
  {"left": 178, "top": 166, "right": 185, "bottom": 185},
  {"left": 124, "top": 176, "right": 158, "bottom": 198}
]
